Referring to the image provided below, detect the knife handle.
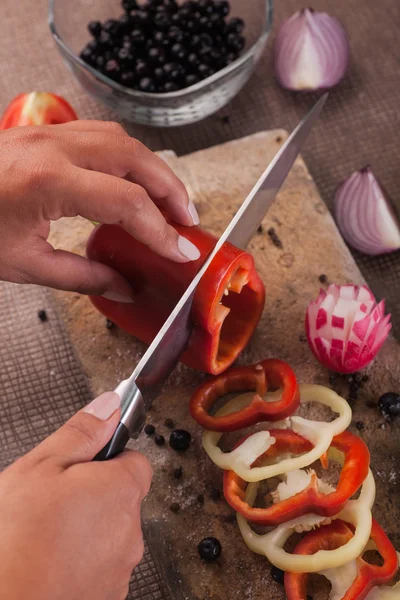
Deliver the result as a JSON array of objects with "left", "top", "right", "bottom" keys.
[
  {"left": 93, "top": 380, "right": 147, "bottom": 461},
  {"left": 93, "top": 422, "right": 130, "bottom": 461}
]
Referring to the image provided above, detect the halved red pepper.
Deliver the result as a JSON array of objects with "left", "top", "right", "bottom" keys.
[
  {"left": 189, "top": 359, "right": 299, "bottom": 430},
  {"left": 284, "top": 518, "right": 399, "bottom": 600},
  {"left": 223, "top": 429, "right": 370, "bottom": 525},
  {"left": 0, "top": 92, "right": 77, "bottom": 129},
  {"left": 87, "top": 224, "right": 265, "bottom": 375}
]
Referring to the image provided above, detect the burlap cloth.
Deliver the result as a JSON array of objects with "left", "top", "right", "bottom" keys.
[{"left": 0, "top": 1, "right": 399, "bottom": 598}]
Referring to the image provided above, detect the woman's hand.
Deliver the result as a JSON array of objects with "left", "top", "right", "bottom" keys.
[
  {"left": 0, "top": 392, "right": 152, "bottom": 600},
  {"left": 0, "top": 120, "right": 200, "bottom": 302}
]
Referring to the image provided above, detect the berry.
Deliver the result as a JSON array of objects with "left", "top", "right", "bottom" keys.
[
  {"left": 144, "top": 424, "right": 155, "bottom": 435},
  {"left": 155, "top": 10, "right": 172, "bottom": 29},
  {"left": 80, "top": 47, "right": 96, "bottom": 66},
  {"left": 155, "top": 434, "right": 165, "bottom": 445},
  {"left": 197, "top": 63, "right": 212, "bottom": 78},
  {"left": 118, "top": 47, "right": 133, "bottom": 66},
  {"left": 88, "top": 21, "right": 102, "bottom": 38},
  {"left": 122, "top": 0, "right": 137, "bottom": 12},
  {"left": 38, "top": 309, "right": 48, "bottom": 322},
  {"left": 131, "top": 28, "right": 146, "bottom": 46},
  {"left": 198, "top": 0, "right": 214, "bottom": 16},
  {"left": 163, "top": 62, "right": 185, "bottom": 81},
  {"left": 163, "top": 81, "right": 179, "bottom": 92},
  {"left": 198, "top": 537, "right": 221, "bottom": 562},
  {"left": 118, "top": 14, "right": 134, "bottom": 34},
  {"left": 120, "top": 71, "right": 135, "bottom": 87},
  {"left": 103, "top": 19, "right": 121, "bottom": 37},
  {"left": 226, "top": 17, "right": 245, "bottom": 34},
  {"left": 136, "top": 10, "right": 150, "bottom": 26},
  {"left": 227, "top": 33, "right": 245, "bottom": 52},
  {"left": 378, "top": 392, "right": 400, "bottom": 420},
  {"left": 214, "top": 1, "right": 230, "bottom": 17},
  {"left": 138, "top": 77, "right": 156, "bottom": 92},
  {"left": 171, "top": 42, "right": 187, "bottom": 61},
  {"left": 169, "top": 429, "right": 191, "bottom": 451},
  {"left": 154, "top": 67, "right": 165, "bottom": 83},
  {"left": 148, "top": 46, "right": 166, "bottom": 64},
  {"left": 98, "top": 32, "right": 113, "bottom": 49},
  {"left": 185, "top": 73, "right": 200, "bottom": 86},
  {"left": 135, "top": 59, "right": 150, "bottom": 77},
  {"left": 104, "top": 59, "right": 121, "bottom": 80},
  {"left": 187, "top": 52, "right": 199, "bottom": 68}
]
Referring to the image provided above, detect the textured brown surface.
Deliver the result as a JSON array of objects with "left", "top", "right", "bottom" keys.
[
  {"left": 0, "top": 0, "right": 399, "bottom": 598},
  {"left": 49, "top": 132, "right": 400, "bottom": 600}
]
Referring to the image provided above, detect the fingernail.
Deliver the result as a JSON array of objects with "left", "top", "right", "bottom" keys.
[
  {"left": 102, "top": 290, "right": 134, "bottom": 303},
  {"left": 188, "top": 200, "right": 200, "bottom": 225},
  {"left": 83, "top": 392, "right": 121, "bottom": 421},
  {"left": 178, "top": 236, "right": 201, "bottom": 261}
]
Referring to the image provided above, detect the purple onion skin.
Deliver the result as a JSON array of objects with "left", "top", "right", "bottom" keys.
[
  {"left": 274, "top": 8, "right": 350, "bottom": 92},
  {"left": 334, "top": 166, "right": 400, "bottom": 256}
]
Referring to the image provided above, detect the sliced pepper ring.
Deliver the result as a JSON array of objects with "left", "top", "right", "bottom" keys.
[
  {"left": 223, "top": 429, "right": 370, "bottom": 525},
  {"left": 190, "top": 359, "right": 300, "bottom": 431},
  {"left": 284, "top": 518, "right": 399, "bottom": 600},
  {"left": 236, "top": 470, "right": 375, "bottom": 573},
  {"left": 202, "top": 384, "right": 352, "bottom": 482}
]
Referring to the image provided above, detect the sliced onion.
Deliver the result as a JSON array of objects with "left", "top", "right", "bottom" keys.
[
  {"left": 334, "top": 166, "right": 400, "bottom": 256},
  {"left": 274, "top": 8, "right": 349, "bottom": 91},
  {"left": 306, "top": 284, "right": 392, "bottom": 373}
]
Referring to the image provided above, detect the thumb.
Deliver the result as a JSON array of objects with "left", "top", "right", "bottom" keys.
[{"left": 32, "top": 392, "right": 122, "bottom": 467}]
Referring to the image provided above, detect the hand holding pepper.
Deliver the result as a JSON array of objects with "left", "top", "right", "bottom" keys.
[{"left": 0, "top": 120, "right": 200, "bottom": 301}]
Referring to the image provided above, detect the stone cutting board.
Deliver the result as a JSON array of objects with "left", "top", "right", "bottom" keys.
[{"left": 49, "top": 131, "right": 400, "bottom": 600}]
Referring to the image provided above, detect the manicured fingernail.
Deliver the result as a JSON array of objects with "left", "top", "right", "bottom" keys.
[
  {"left": 188, "top": 200, "right": 200, "bottom": 225},
  {"left": 102, "top": 290, "right": 134, "bottom": 303},
  {"left": 83, "top": 392, "right": 121, "bottom": 421},
  {"left": 178, "top": 236, "right": 201, "bottom": 261}
]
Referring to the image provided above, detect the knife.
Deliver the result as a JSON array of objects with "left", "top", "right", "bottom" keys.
[{"left": 94, "top": 93, "right": 328, "bottom": 461}]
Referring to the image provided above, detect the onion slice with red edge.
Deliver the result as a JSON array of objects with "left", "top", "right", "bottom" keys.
[
  {"left": 274, "top": 8, "right": 349, "bottom": 91},
  {"left": 334, "top": 166, "right": 400, "bottom": 256},
  {"left": 305, "top": 284, "right": 391, "bottom": 373}
]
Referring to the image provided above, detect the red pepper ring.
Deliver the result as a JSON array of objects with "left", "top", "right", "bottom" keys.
[
  {"left": 284, "top": 518, "right": 399, "bottom": 600},
  {"left": 223, "top": 429, "right": 370, "bottom": 525},
  {"left": 189, "top": 359, "right": 300, "bottom": 431}
]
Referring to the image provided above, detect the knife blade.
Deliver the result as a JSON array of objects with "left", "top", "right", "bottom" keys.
[{"left": 94, "top": 93, "right": 328, "bottom": 461}]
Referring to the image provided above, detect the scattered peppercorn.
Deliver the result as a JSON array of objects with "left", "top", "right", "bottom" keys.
[
  {"left": 173, "top": 466, "right": 183, "bottom": 480},
  {"left": 378, "top": 392, "right": 400, "bottom": 421},
  {"left": 271, "top": 565, "right": 284, "bottom": 585},
  {"left": 170, "top": 502, "right": 180, "bottom": 513},
  {"left": 105, "top": 319, "right": 115, "bottom": 330},
  {"left": 164, "top": 418, "right": 175, "bottom": 429},
  {"left": 257, "top": 225, "right": 263, "bottom": 234},
  {"left": 267, "top": 227, "right": 283, "bottom": 249},
  {"left": 169, "top": 429, "right": 191, "bottom": 451},
  {"left": 210, "top": 488, "right": 221, "bottom": 502},
  {"left": 144, "top": 424, "right": 155, "bottom": 435},
  {"left": 362, "top": 375, "right": 369, "bottom": 382},
  {"left": 38, "top": 309, "right": 48, "bottom": 322},
  {"left": 276, "top": 136, "right": 282, "bottom": 143},
  {"left": 298, "top": 334, "right": 307, "bottom": 343},
  {"left": 329, "top": 373, "right": 338, "bottom": 386},
  {"left": 155, "top": 434, "right": 165, "bottom": 446},
  {"left": 318, "top": 274, "right": 327, "bottom": 283},
  {"left": 222, "top": 513, "right": 236, "bottom": 524},
  {"left": 356, "top": 420, "right": 365, "bottom": 431},
  {"left": 354, "top": 372, "right": 363, "bottom": 383},
  {"left": 220, "top": 115, "right": 230, "bottom": 124},
  {"left": 198, "top": 537, "right": 222, "bottom": 562},
  {"left": 197, "top": 494, "right": 205, "bottom": 504}
]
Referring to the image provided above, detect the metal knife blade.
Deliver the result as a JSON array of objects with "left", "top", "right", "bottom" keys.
[{"left": 94, "top": 93, "right": 328, "bottom": 461}]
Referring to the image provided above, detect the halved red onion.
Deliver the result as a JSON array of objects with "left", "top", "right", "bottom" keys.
[
  {"left": 274, "top": 8, "right": 349, "bottom": 91},
  {"left": 334, "top": 166, "right": 400, "bottom": 256},
  {"left": 305, "top": 284, "right": 391, "bottom": 373}
]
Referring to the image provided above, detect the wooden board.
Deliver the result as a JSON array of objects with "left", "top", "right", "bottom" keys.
[{"left": 49, "top": 131, "right": 400, "bottom": 600}]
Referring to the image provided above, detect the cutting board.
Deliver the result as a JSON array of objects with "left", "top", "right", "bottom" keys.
[{"left": 49, "top": 131, "right": 400, "bottom": 600}]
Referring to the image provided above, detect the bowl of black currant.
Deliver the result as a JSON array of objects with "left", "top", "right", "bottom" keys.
[{"left": 48, "top": 0, "right": 273, "bottom": 127}]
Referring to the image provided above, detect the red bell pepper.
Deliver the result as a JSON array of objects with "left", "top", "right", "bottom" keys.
[
  {"left": 284, "top": 518, "right": 399, "bottom": 600},
  {"left": 189, "top": 359, "right": 300, "bottom": 430},
  {"left": 223, "top": 429, "right": 370, "bottom": 525},
  {"left": 0, "top": 92, "right": 77, "bottom": 129},
  {"left": 86, "top": 224, "right": 265, "bottom": 375}
]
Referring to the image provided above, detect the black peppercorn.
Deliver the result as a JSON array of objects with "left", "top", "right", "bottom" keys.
[
  {"left": 164, "top": 418, "right": 175, "bottom": 429},
  {"left": 210, "top": 488, "right": 221, "bottom": 502},
  {"left": 88, "top": 20, "right": 102, "bottom": 38},
  {"left": 379, "top": 392, "right": 400, "bottom": 420},
  {"left": 197, "top": 494, "right": 204, "bottom": 504},
  {"left": 356, "top": 420, "right": 365, "bottom": 430},
  {"left": 318, "top": 274, "right": 327, "bottom": 283},
  {"left": 105, "top": 319, "right": 115, "bottom": 330},
  {"left": 271, "top": 565, "right": 284, "bottom": 585},
  {"left": 155, "top": 434, "right": 165, "bottom": 446},
  {"left": 38, "top": 309, "right": 48, "bottom": 322},
  {"left": 172, "top": 466, "right": 183, "bottom": 479},
  {"left": 170, "top": 502, "right": 180, "bottom": 513},
  {"left": 198, "top": 537, "right": 221, "bottom": 561},
  {"left": 144, "top": 424, "right": 155, "bottom": 435}
]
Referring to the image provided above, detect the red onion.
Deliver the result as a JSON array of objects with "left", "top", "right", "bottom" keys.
[
  {"left": 305, "top": 284, "right": 391, "bottom": 373},
  {"left": 334, "top": 166, "right": 400, "bottom": 256},
  {"left": 274, "top": 8, "right": 349, "bottom": 91}
]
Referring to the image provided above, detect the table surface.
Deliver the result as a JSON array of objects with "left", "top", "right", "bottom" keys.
[{"left": 0, "top": 1, "right": 399, "bottom": 599}]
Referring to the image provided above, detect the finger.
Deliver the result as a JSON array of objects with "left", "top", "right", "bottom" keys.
[
  {"left": 111, "top": 450, "right": 153, "bottom": 501},
  {"left": 58, "top": 167, "right": 200, "bottom": 263},
  {"left": 31, "top": 392, "right": 122, "bottom": 467},
  {"left": 59, "top": 128, "right": 199, "bottom": 227},
  {"left": 22, "top": 240, "right": 135, "bottom": 299},
  {"left": 59, "top": 119, "right": 129, "bottom": 137}
]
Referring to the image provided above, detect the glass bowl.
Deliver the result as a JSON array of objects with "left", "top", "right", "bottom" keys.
[{"left": 48, "top": 0, "right": 273, "bottom": 127}]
